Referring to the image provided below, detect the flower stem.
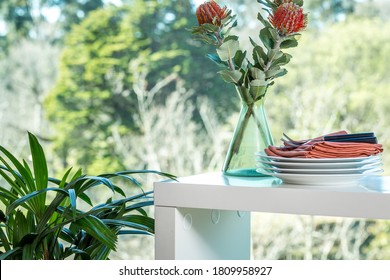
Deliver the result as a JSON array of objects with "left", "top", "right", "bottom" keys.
[
  {"left": 215, "top": 31, "right": 235, "bottom": 71},
  {"left": 264, "top": 36, "right": 283, "bottom": 71}
]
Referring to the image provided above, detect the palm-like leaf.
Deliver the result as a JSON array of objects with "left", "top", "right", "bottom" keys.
[{"left": 0, "top": 132, "right": 176, "bottom": 260}]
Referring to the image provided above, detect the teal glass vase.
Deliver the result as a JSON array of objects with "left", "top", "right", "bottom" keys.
[{"left": 222, "top": 86, "right": 274, "bottom": 177}]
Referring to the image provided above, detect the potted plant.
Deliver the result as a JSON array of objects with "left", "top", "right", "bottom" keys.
[{"left": 0, "top": 132, "right": 174, "bottom": 260}]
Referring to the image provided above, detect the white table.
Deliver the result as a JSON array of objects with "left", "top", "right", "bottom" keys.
[{"left": 154, "top": 173, "right": 390, "bottom": 260}]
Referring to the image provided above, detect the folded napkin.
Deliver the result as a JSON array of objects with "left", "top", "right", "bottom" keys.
[{"left": 265, "top": 131, "right": 383, "bottom": 158}]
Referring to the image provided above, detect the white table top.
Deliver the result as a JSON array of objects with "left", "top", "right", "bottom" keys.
[{"left": 154, "top": 173, "right": 390, "bottom": 220}]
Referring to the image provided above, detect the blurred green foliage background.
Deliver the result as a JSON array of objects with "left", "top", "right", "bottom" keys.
[{"left": 0, "top": 0, "right": 389, "bottom": 259}]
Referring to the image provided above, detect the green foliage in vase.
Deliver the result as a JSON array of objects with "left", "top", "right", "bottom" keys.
[
  {"left": 191, "top": 0, "right": 307, "bottom": 103},
  {"left": 0, "top": 132, "right": 175, "bottom": 260}
]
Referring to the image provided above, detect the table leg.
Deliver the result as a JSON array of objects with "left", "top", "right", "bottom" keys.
[{"left": 155, "top": 206, "right": 251, "bottom": 260}]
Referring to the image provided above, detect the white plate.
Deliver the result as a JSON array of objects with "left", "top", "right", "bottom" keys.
[
  {"left": 257, "top": 163, "right": 382, "bottom": 174},
  {"left": 255, "top": 158, "right": 382, "bottom": 169},
  {"left": 256, "top": 153, "right": 381, "bottom": 163},
  {"left": 256, "top": 169, "right": 383, "bottom": 186}
]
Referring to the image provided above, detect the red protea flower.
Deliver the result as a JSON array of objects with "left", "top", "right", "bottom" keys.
[
  {"left": 196, "top": 1, "right": 228, "bottom": 27},
  {"left": 269, "top": 3, "right": 306, "bottom": 35}
]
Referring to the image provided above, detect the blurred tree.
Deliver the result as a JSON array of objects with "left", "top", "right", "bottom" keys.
[
  {"left": 305, "top": 0, "right": 357, "bottom": 26},
  {"left": 0, "top": 38, "right": 59, "bottom": 157},
  {"left": 47, "top": 0, "right": 104, "bottom": 32},
  {"left": 45, "top": 0, "right": 231, "bottom": 172},
  {"left": 0, "top": 0, "right": 103, "bottom": 44}
]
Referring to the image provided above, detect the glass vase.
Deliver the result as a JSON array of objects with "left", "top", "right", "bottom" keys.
[{"left": 222, "top": 88, "right": 274, "bottom": 177}]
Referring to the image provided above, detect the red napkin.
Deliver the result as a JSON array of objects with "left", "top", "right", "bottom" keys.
[{"left": 265, "top": 131, "right": 383, "bottom": 158}]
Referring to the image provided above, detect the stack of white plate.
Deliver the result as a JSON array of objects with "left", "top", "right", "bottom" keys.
[{"left": 255, "top": 153, "right": 383, "bottom": 186}]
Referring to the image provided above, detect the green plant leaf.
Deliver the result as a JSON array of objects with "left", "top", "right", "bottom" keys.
[
  {"left": 79, "top": 193, "right": 93, "bottom": 206},
  {"left": 249, "top": 82, "right": 267, "bottom": 100},
  {"left": 0, "top": 210, "right": 6, "bottom": 223},
  {"left": 102, "top": 218, "right": 152, "bottom": 233},
  {"left": 257, "top": 12, "right": 272, "bottom": 28},
  {"left": 74, "top": 176, "right": 116, "bottom": 195},
  {"left": 125, "top": 200, "right": 154, "bottom": 213},
  {"left": 59, "top": 167, "right": 73, "bottom": 189},
  {"left": 28, "top": 132, "right": 48, "bottom": 192},
  {"left": 0, "top": 186, "right": 19, "bottom": 202},
  {"left": 266, "top": 67, "right": 288, "bottom": 79},
  {"left": 199, "top": 23, "right": 219, "bottom": 33},
  {"left": 118, "top": 230, "right": 152, "bottom": 236},
  {"left": 19, "top": 233, "right": 38, "bottom": 247},
  {"left": 71, "top": 168, "right": 83, "bottom": 181},
  {"left": 0, "top": 155, "right": 31, "bottom": 195},
  {"left": 206, "top": 54, "right": 225, "bottom": 66},
  {"left": 0, "top": 226, "right": 11, "bottom": 252},
  {"left": 224, "top": 35, "right": 239, "bottom": 42},
  {"left": 233, "top": 50, "right": 247, "bottom": 69},
  {"left": 280, "top": 38, "right": 299, "bottom": 49},
  {"left": 218, "top": 69, "right": 242, "bottom": 84},
  {"left": 7, "top": 188, "right": 68, "bottom": 216},
  {"left": 250, "top": 67, "right": 266, "bottom": 81},
  {"left": 22, "top": 243, "right": 34, "bottom": 260},
  {"left": 68, "top": 189, "right": 77, "bottom": 220},
  {"left": 75, "top": 216, "right": 117, "bottom": 251},
  {"left": 59, "top": 228, "right": 76, "bottom": 244},
  {"left": 249, "top": 36, "right": 258, "bottom": 47},
  {"left": 217, "top": 39, "right": 239, "bottom": 61},
  {"left": 0, "top": 247, "right": 22, "bottom": 260},
  {"left": 252, "top": 46, "right": 267, "bottom": 69},
  {"left": 65, "top": 248, "right": 91, "bottom": 260},
  {"left": 272, "top": 53, "right": 292, "bottom": 66},
  {"left": 259, "top": 27, "right": 274, "bottom": 50}
]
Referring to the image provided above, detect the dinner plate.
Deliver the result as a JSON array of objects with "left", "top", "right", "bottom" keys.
[
  {"left": 257, "top": 163, "right": 382, "bottom": 174},
  {"left": 256, "top": 153, "right": 381, "bottom": 164},
  {"left": 255, "top": 158, "right": 382, "bottom": 169},
  {"left": 256, "top": 168, "right": 383, "bottom": 186}
]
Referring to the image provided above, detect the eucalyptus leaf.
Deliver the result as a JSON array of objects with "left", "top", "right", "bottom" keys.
[
  {"left": 269, "top": 28, "right": 279, "bottom": 42},
  {"left": 217, "top": 40, "right": 240, "bottom": 61},
  {"left": 207, "top": 54, "right": 224, "bottom": 66},
  {"left": 249, "top": 82, "right": 268, "bottom": 100},
  {"left": 250, "top": 79, "right": 268, "bottom": 87},
  {"left": 250, "top": 68, "right": 266, "bottom": 81},
  {"left": 224, "top": 35, "right": 239, "bottom": 42},
  {"left": 280, "top": 38, "right": 299, "bottom": 49},
  {"left": 257, "top": 12, "right": 272, "bottom": 28},
  {"left": 249, "top": 37, "right": 258, "bottom": 47},
  {"left": 252, "top": 46, "right": 267, "bottom": 69},
  {"left": 266, "top": 68, "right": 288, "bottom": 79},
  {"left": 272, "top": 53, "right": 292, "bottom": 66},
  {"left": 259, "top": 27, "right": 274, "bottom": 50},
  {"left": 233, "top": 50, "right": 247, "bottom": 68},
  {"left": 200, "top": 23, "right": 219, "bottom": 33},
  {"left": 218, "top": 69, "right": 242, "bottom": 84}
]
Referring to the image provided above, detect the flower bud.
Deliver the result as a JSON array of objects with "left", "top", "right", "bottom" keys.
[
  {"left": 269, "top": 3, "right": 306, "bottom": 35},
  {"left": 196, "top": 1, "right": 228, "bottom": 26}
]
